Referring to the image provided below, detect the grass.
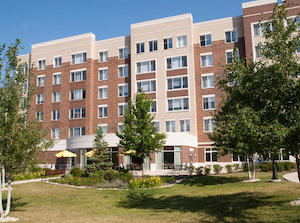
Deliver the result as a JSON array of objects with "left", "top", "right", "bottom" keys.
[{"left": 4, "top": 172, "right": 300, "bottom": 223}]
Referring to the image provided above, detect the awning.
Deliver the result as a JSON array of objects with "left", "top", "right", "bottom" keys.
[
  {"left": 55, "top": 150, "right": 77, "bottom": 158},
  {"left": 84, "top": 149, "right": 96, "bottom": 157},
  {"left": 124, "top": 149, "right": 136, "bottom": 155}
]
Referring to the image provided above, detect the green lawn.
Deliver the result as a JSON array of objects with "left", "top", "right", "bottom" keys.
[{"left": 6, "top": 172, "right": 300, "bottom": 223}]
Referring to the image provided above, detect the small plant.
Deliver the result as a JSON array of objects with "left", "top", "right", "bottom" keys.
[
  {"left": 160, "top": 176, "right": 175, "bottom": 184},
  {"left": 186, "top": 165, "right": 195, "bottom": 175},
  {"left": 225, "top": 164, "right": 232, "bottom": 173},
  {"left": 204, "top": 165, "right": 211, "bottom": 175},
  {"left": 195, "top": 166, "right": 204, "bottom": 175},
  {"left": 213, "top": 164, "right": 223, "bottom": 175},
  {"left": 129, "top": 177, "right": 161, "bottom": 189},
  {"left": 69, "top": 167, "right": 85, "bottom": 177},
  {"left": 233, "top": 164, "right": 240, "bottom": 172}
]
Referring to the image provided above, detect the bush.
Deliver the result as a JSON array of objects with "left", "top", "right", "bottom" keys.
[
  {"left": 225, "top": 164, "right": 232, "bottom": 173},
  {"left": 213, "top": 164, "right": 223, "bottom": 175},
  {"left": 233, "top": 164, "right": 240, "bottom": 171},
  {"left": 70, "top": 167, "right": 85, "bottom": 177},
  {"left": 119, "top": 172, "right": 134, "bottom": 183},
  {"left": 104, "top": 169, "right": 120, "bottom": 181},
  {"left": 160, "top": 176, "right": 175, "bottom": 184},
  {"left": 129, "top": 177, "right": 161, "bottom": 189},
  {"left": 195, "top": 166, "right": 204, "bottom": 175},
  {"left": 281, "top": 162, "right": 294, "bottom": 171},
  {"left": 186, "top": 166, "right": 195, "bottom": 175},
  {"left": 204, "top": 165, "right": 211, "bottom": 175},
  {"left": 258, "top": 162, "right": 294, "bottom": 172}
]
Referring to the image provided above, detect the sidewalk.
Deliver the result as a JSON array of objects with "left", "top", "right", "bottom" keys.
[
  {"left": 283, "top": 172, "right": 299, "bottom": 183},
  {"left": 10, "top": 177, "right": 60, "bottom": 185}
]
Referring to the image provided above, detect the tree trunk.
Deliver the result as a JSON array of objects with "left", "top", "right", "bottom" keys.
[
  {"left": 247, "top": 156, "right": 252, "bottom": 180},
  {"left": 3, "top": 180, "right": 11, "bottom": 218},
  {"left": 296, "top": 153, "right": 300, "bottom": 182},
  {"left": 1, "top": 168, "right": 5, "bottom": 190},
  {"left": 141, "top": 160, "right": 144, "bottom": 177},
  {"left": 251, "top": 157, "right": 256, "bottom": 179},
  {"left": 0, "top": 170, "right": 4, "bottom": 216},
  {"left": 272, "top": 158, "right": 278, "bottom": 180}
]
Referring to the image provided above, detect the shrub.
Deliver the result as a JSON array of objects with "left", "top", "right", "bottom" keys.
[
  {"left": 160, "top": 176, "right": 175, "bottom": 184},
  {"left": 195, "top": 166, "right": 204, "bottom": 175},
  {"left": 233, "top": 164, "right": 240, "bottom": 171},
  {"left": 186, "top": 166, "right": 195, "bottom": 175},
  {"left": 104, "top": 169, "right": 120, "bottom": 181},
  {"left": 225, "top": 164, "right": 232, "bottom": 173},
  {"left": 282, "top": 162, "right": 294, "bottom": 171},
  {"left": 70, "top": 167, "right": 85, "bottom": 177},
  {"left": 258, "top": 162, "right": 294, "bottom": 172},
  {"left": 204, "top": 165, "right": 211, "bottom": 175},
  {"left": 119, "top": 172, "right": 134, "bottom": 183},
  {"left": 129, "top": 177, "right": 161, "bottom": 189},
  {"left": 213, "top": 164, "right": 223, "bottom": 175}
]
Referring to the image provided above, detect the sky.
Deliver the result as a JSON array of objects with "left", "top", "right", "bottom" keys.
[{"left": 1, "top": 0, "right": 258, "bottom": 55}]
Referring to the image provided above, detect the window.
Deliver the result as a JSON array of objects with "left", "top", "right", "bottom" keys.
[
  {"left": 149, "top": 40, "right": 158, "bottom": 52},
  {"left": 98, "top": 105, "right": 108, "bottom": 118},
  {"left": 137, "top": 80, "right": 156, "bottom": 93},
  {"left": 37, "top": 75, "right": 45, "bottom": 87},
  {"left": 200, "top": 34, "right": 212, "bottom": 47},
  {"left": 70, "top": 69, "right": 86, "bottom": 82},
  {"left": 232, "top": 153, "right": 245, "bottom": 162},
  {"left": 36, "top": 111, "right": 44, "bottom": 122},
  {"left": 119, "top": 48, "right": 128, "bottom": 59},
  {"left": 201, "top": 53, "right": 213, "bottom": 67},
  {"left": 205, "top": 148, "right": 217, "bottom": 162},
  {"left": 69, "top": 127, "right": 85, "bottom": 137},
  {"left": 168, "top": 98, "right": 189, "bottom": 111},
  {"left": 53, "top": 73, "right": 61, "bottom": 85},
  {"left": 54, "top": 57, "right": 62, "bottom": 68},
  {"left": 166, "top": 56, "right": 187, "bottom": 70},
  {"left": 167, "top": 76, "right": 188, "bottom": 90},
  {"left": 225, "top": 30, "right": 238, "bottom": 43},
  {"left": 180, "top": 119, "right": 190, "bottom": 132},
  {"left": 204, "top": 117, "right": 216, "bottom": 132},
  {"left": 136, "top": 42, "right": 145, "bottom": 54},
  {"left": 203, "top": 95, "right": 216, "bottom": 110},
  {"left": 70, "top": 108, "right": 86, "bottom": 119},
  {"left": 118, "top": 123, "right": 124, "bottom": 133},
  {"left": 253, "top": 22, "right": 272, "bottom": 36},
  {"left": 118, "top": 84, "right": 128, "bottom": 97},
  {"left": 36, "top": 94, "right": 44, "bottom": 104},
  {"left": 255, "top": 46, "right": 262, "bottom": 59},
  {"left": 118, "top": 103, "right": 128, "bottom": 117},
  {"left": 52, "top": 92, "right": 61, "bottom": 103},
  {"left": 98, "top": 86, "right": 108, "bottom": 99},
  {"left": 99, "top": 124, "right": 108, "bottom": 134},
  {"left": 149, "top": 101, "right": 157, "bottom": 113},
  {"left": 163, "top": 38, "right": 173, "bottom": 50},
  {"left": 226, "top": 49, "right": 239, "bottom": 64},
  {"left": 287, "top": 17, "right": 300, "bottom": 30},
  {"left": 70, "top": 89, "right": 86, "bottom": 101},
  {"left": 201, "top": 74, "right": 214, "bottom": 89},
  {"left": 71, "top": 52, "right": 86, "bottom": 64},
  {"left": 177, "top": 35, "right": 187, "bottom": 48},
  {"left": 51, "top": 128, "right": 60, "bottom": 139},
  {"left": 38, "top": 59, "right": 46, "bottom": 70},
  {"left": 152, "top": 121, "right": 160, "bottom": 132},
  {"left": 52, "top": 110, "right": 60, "bottom": 121},
  {"left": 98, "top": 68, "right": 108, "bottom": 81},
  {"left": 166, "top": 121, "right": 175, "bottom": 132},
  {"left": 99, "top": 51, "right": 108, "bottom": 62},
  {"left": 136, "top": 60, "right": 156, "bottom": 74},
  {"left": 118, "top": 64, "right": 128, "bottom": 78}
]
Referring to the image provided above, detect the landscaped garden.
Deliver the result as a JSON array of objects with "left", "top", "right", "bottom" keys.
[{"left": 5, "top": 172, "right": 300, "bottom": 223}]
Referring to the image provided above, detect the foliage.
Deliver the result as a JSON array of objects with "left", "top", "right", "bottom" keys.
[
  {"left": 70, "top": 167, "right": 85, "bottom": 177},
  {"left": 129, "top": 177, "right": 161, "bottom": 189},
  {"left": 195, "top": 166, "right": 204, "bottom": 175},
  {"left": 160, "top": 176, "right": 176, "bottom": 184},
  {"left": 213, "top": 164, "right": 223, "bottom": 175},
  {"left": 225, "top": 165, "right": 232, "bottom": 174},
  {"left": 258, "top": 162, "right": 295, "bottom": 172},
  {"left": 233, "top": 164, "right": 240, "bottom": 171},
  {"left": 185, "top": 166, "right": 195, "bottom": 175},
  {"left": 204, "top": 166, "right": 211, "bottom": 175}
]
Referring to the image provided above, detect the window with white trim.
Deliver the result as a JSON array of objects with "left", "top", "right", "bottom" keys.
[
  {"left": 98, "top": 86, "right": 108, "bottom": 99},
  {"left": 225, "top": 30, "right": 238, "bottom": 43},
  {"left": 226, "top": 49, "right": 239, "bottom": 64},
  {"left": 203, "top": 95, "right": 215, "bottom": 110},
  {"left": 152, "top": 121, "right": 160, "bottom": 132},
  {"left": 51, "top": 128, "right": 60, "bottom": 139},
  {"left": 99, "top": 51, "right": 108, "bottom": 62},
  {"left": 200, "top": 34, "right": 212, "bottom": 47},
  {"left": 149, "top": 40, "right": 158, "bottom": 52},
  {"left": 98, "top": 68, "right": 108, "bottom": 81},
  {"left": 163, "top": 38, "right": 173, "bottom": 50},
  {"left": 118, "top": 103, "right": 128, "bottom": 117},
  {"left": 36, "top": 94, "right": 44, "bottom": 104},
  {"left": 205, "top": 148, "right": 217, "bottom": 162},
  {"left": 137, "top": 80, "right": 156, "bottom": 93},
  {"left": 136, "top": 42, "right": 145, "bottom": 54},
  {"left": 203, "top": 117, "right": 216, "bottom": 132},
  {"left": 149, "top": 101, "right": 157, "bottom": 113},
  {"left": 36, "top": 111, "right": 44, "bottom": 122},
  {"left": 168, "top": 98, "right": 189, "bottom": 111},
  {"left": 70, "top": 108, "right": 86, "bottom": 119},
  {"left": 71, "top": 52, "right": 86, "bottom": 64},
  {"left": 70, "top": 89, "right": 86, "bottom": 101},
  {"left": 118, "top": 64, "right": 128, "bottom": 78},
  {"left": 177, "top": 35, "right": 187, "bottom": 48},
  {"left": 180, "top": 119, "right": 190, "bottom": 132},
  {"left": 37, "top": 75, "right": 45, "bottom": 87},
  {"left": 52, "top": 92, "right": 61, "bottom": 103},
  {"left": 166, "top": 56, "right": 187, "bottom": 70},
  {"left": 232, "top": 153, "right": 245, "bottom": 162},
  {"left": 118, "top": 84, "right": 128, "bottom": 97},
  {"left": 136, "top": 60, "right": 155, "bottom": 74},
  {"left": 287, "top": 17, "right": 300, "bottom": 30},
  {"left": 201, "top": 53, "right": 213, "bottom": 67},
  {"left": 69, "top": 127, "right": 85, "bottom": 137},
  {"left": 253, "top": 22, "right": 272, "bottom": 36},
  {"left": 201, "top": 74, "right": 214, "bottom": 89},
  {"left": 99, "top": 124, "right": 108, "bottom": 134},
  {"left": 70, "top": 69, "right": 86, "bottom": 82},
  {"left": 98, "top": 105, "right": 108, "bottom": 118},
  {"left": 255, "top": 46, "right": 262, "bottom": 59},
  {"left": 119, "top": 48, "right": 128, "bottom": 59},
  {"left": 38, "top": 59, "right": 46, "bottom": 70},
  {"left": 54, "top": 57, "right": 62, "bottom": 68},
  {"left": 53, "top": 73, "right": 61, "bottom": 85},
  {"left": 52, "top": 110, "right": 60, "bottom": 121},
  {"left": 118, "top": 123, "right": 124, "bottom": 133},
  {"left": 166, "top": 120, "right": 175, "bottom": 132},
  {"left": 167, "top": 76, "right": 188, "bottom": 90}
]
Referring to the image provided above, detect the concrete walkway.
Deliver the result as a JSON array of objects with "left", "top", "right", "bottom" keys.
[
  {"left": 10, "top": 177, "right": 60, "bottom": 185},
  {"left": 283, "top": 172, "right": 299, "bottom": 183}
]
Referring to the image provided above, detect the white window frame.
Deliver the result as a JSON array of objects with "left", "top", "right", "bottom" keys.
[
  {"left": 136, "top": 60, "right": 156, "bottom": 74},
  {"left": 200, "top": 53, "right": 213, "bottom": 68},
  {"left": 70, "top": 68, "right": 86, "bottom": 82},
  {"left": 167, "top": 75, "right": 188, "bottom": 91},
  {"left": 202, "top": 95, "right": 216, "bottom": 111},
  {"left": 69, "top": 107, "right": 86, "bottom": 119},
  {"left": 99, "top": 124, "right": 108, "bottom": 134},
  {"left": 118, "top": 103, "right": 128, "bottom": 117},
  {"left": 38, "top": 59, "right": 46, "bottom": 70},
  {"left": 36, "top": 111, "right": 44, "bottom": 122},
  {"left": 136, "top": 42, "right": 145, "bottom": 54},
  {"left": 53, "top": 72, "right": 61, "bottom": 85},
  {"left": 37, "top": 75, "right": 45, "bottom": 87},
  {"left": 226, "top": 49, "right": 239, "bottom": 64},
  {"left": 118, "top": 123, "right": 124, "bottom": 133},
  {"left": 136, "top": 79, "right": 156, "bottom": 93},
  {"left": 205, "top": 148, "right": 218, "bottom": 162},
  {"left": 51, "top": 128, "right": 60, "bottom": 140},
  {"left": 163, "top": 37, "right": 173, "bottom": 50},
  {"left": 36, "top": 94, "right": 44, "bottom": 104},
  {"left": 176, "top": 35, "right": 187, "bottom": 48},
  {"left": 98, "top": 67, "right": 108, "bottom": 81},
  {"left": 166, "top": 55, "right": 188, "bottom": 70},
  {"left": 71, "top": 52, "right": 87, "bottom": 65},
  {"left": 180, "top": 119, "right": 190, "bottom": 132},
  {"left": 119, "top": 48, "right": 128, "bottom": 59},
  {"left": 98, "top": 86, "right": 108, "bottom": 99},
  {"left": 52, "top": 92, "right": 61, "bottom": 103},
  {"left": 53, "top": 56, "right": 62, "bottom": 68},
  {"left": 52, "top": 110, "right": 60, "bottom": 121},
  {"left": 70, "top": 89, "right": 86, "bottom": 101},
  {"left": 69, "top": 127, "right": 85, "bottom": 137},
  {"left": 166, "top": 120, "right": 176, "bottom": 132},
  {"left": 201, "top": 73, "right": 214, "bottom": 89},
  {"left": 149, "top": 100, "right": 157, "bottom": 113},
  {"left": 148, "top": 40, "right": 158, "bottom": 52},
  {"left": 152, "top": 121, "right": 160, "bottom": 132},
  {"left": 99, "top": 51, "right": 108, "bottom": 63},
  {"left": 167, "top": 97, "right": 189, "bottom": 112},
  {"left": 98, "top": 105, "right": 108, "bottom": 118},
  {"left": 225, "top": 30, "right": 238, "bottom": 43},
  {"left": 118, "top": 64, "right": 128, "bottom": 78},
  {"left": 118, "top": 83, "right": 128, "bottom": 97},
  {"left": 200, "top": 33, "right": 212, "bottom": 47},
  {"left": 203, "top": 116, "right": 216, "bottom": 133}
]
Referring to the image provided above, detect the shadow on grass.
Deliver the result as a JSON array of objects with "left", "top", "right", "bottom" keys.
[
  {"left": 2, "top": 197, "right": 27, "bottom": 212},
  {"left": 180, "top": 175, "right": 245, "bottom": 187},
  {"left": 119, "top": 191, "right": 282, "bottom": 223}
]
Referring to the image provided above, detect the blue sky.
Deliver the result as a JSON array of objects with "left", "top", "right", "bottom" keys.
[{"left": 1, "top": 0, "right": 256, "bottom": 55}]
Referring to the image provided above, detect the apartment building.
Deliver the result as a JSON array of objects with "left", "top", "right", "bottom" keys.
[{"left": 20, "top": 0, "right": 300, "bottom": 171}]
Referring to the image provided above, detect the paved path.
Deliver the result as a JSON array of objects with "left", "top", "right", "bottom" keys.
[
  {"left": 283, "top": 172, "right": 299, "bottom": 183},
  {"left": 10, "top": 177, "right": 60, "bottom": 185}
]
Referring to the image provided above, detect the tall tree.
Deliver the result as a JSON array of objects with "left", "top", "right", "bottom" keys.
[
  {"left": 116, "top": 93, "right": 166, "bottom": 175},
  {"left": 0, "top": 39, "right": 52, "bottom": 220}
]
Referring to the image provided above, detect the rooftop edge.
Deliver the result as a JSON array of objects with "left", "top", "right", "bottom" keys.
[{"left": 242, "top": 0, "right": 278, "bottom": 9}]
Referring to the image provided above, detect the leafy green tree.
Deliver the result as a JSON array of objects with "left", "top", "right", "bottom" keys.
[
  {"left": 0, "top": 39, "right": 52, "bottom": 220},
  {"left": 116, "top": 93, "right": 166, "bottom": 175},
  {"left": 86, "top": 126, "right": 112, "bottom": 172}
]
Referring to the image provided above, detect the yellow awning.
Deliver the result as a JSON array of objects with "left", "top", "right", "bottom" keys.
[
  {"left": 124, "top": 149, "right": 136, "bottom": 155},
  {"left": 55, "top": 150, "right": 77, "bottom": 158},
  {"left": 84, "top": 149, "right": 96, "bottom": 157}
]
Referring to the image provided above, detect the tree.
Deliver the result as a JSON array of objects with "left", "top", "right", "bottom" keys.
[
  {"left": 0, "top": 39, "right": 52, "bottom": 221},
  {"left": 86, "top": 126, "right": 112, "bottom": 172},
  {"left": 116, "top": 93, "right": 166, "bottom": 175}
]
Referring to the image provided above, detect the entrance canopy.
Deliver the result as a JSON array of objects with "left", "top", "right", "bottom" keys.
[{"left": 55, "top": 150, "right": 77, "bottom": 158}]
